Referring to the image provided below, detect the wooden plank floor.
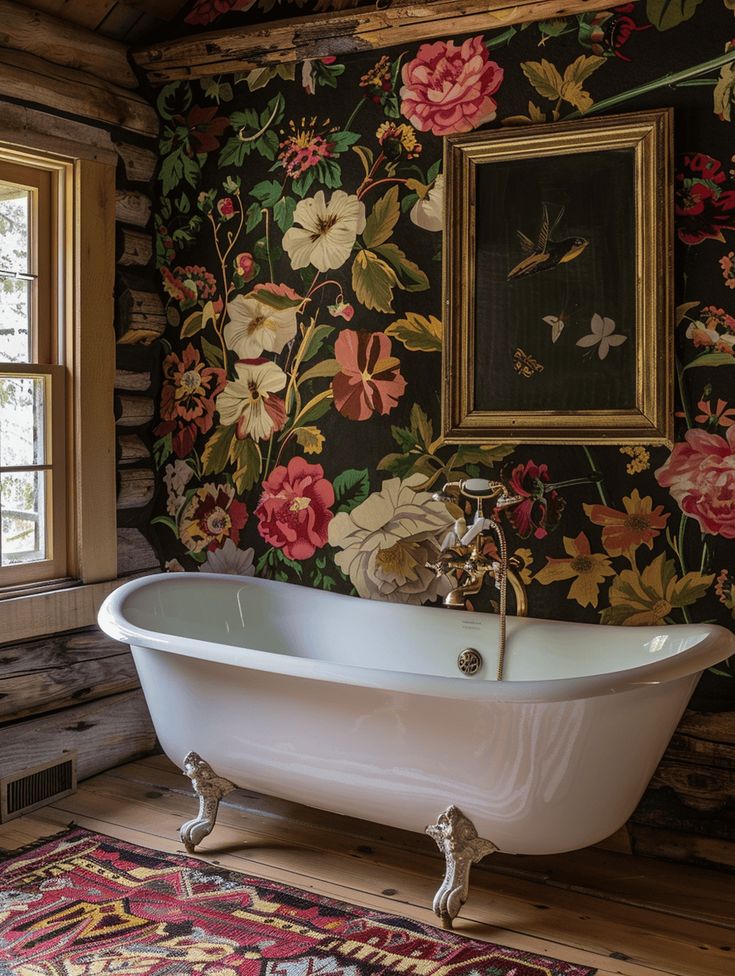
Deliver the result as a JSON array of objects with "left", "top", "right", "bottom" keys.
[{"left": 1, "top": 756, "right": 733, "bottom": 976}]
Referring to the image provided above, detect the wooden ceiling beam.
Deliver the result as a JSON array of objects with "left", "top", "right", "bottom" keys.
[
  {"left": 0, "top": 0, "right": 139, "bottom": 89},
  {"left": 135, "top": 0, "right": 619, "bottom": 84}
]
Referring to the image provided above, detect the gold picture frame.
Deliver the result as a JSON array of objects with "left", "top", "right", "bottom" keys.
[{"left": 442, "top": 108, "right": 673, "bottom": 446}]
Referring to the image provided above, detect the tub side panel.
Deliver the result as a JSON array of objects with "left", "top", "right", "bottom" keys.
[{"left": 132, "top": 645, "right": 698, "bottom": 855}]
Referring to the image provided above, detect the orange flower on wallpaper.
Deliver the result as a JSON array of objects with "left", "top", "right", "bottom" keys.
[
  {"left": 583, "top": 489, "right": 670, "bottom": 558},
  {"left": 534, "top": 532, "right": 615, "bottom": 608}
]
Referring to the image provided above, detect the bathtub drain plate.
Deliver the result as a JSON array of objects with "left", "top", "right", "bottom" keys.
[{"left": 457, "top": 648, "right": 483, "bottom": 676}]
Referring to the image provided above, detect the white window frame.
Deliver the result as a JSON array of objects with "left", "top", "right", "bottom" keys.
[{"left": 0, "top": 130, "right": 118, "bottom": 639}]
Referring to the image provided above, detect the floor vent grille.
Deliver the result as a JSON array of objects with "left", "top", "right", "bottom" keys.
[{"left": 1, "top": 754, "right": 77, "bottom": 823}]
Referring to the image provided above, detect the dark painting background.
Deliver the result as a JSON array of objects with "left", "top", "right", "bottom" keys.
[{"left": 474, "top": 147, "right": 637, "bottom": 412}]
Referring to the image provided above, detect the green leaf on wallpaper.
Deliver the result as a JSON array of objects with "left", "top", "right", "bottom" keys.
[
  {"left": 180, "top": 301, "right": 216, "bottom": 340},
  {"left": 363, "top": 186, "right": 401, "bottom": 249},
  {"left": 453, "top": 444, "right": 515, "bottom": 467},
  {"left": 245, "top": 202, "right": 264, "bottom": 233},
  {"left": 299, "top": 358, "right": 341, "bottom": 385},
  {"left": 300, "top": 323, "right": 335, "bottom": 364},
  {"left": 180, "top": 310, "right": 204, "bottom": 339},
  {"left": 201, "top": 336, "right": 224, "bottom": 369},
  {"left": 352, "top": 249, "right": 398, "bottom": 313},
  {"left": 230, "top": 437, "right": 262, "bottom": 493},
  {"left": 682, "top": 352, "right": 735, "bottom": 372},
  {"left": 331, "top": 130, "right": 360, "bottom": 154},
  {"left": 201, "top": 77, "right": 233, "bottom": 103},
  {"left": 427, "top": 159, "right": 442, "bottom": 184},
  {"left": 159, "top": 149, "right": 200, "bottom": 196},
  {"left": 646, "top": 0, "right": 704, "bottom": 30},
  {"left": 218, "top": 137, "right": 249, "bottom": 169},
  {"left": 333, "top": 469, "right": 371, "bottom": 514},
  {"left": 251, "top": 179, "right": 282, "bottom": 208},
  {"left": 257, "top": 546, "right": 303, "bottom": 580},
  {"left": 296, "top": 392, "right": 333, "bottom": 427},
  {"left": 157, "top": 82, "right": 191, "bottom": 122},
  {"left": 409, "top": 403, "right": 434, "bottom": 451},
  {"left": 375, "top": 243, "right": 429, "bottom": 293},
  {"left": 386, "top": 312, "right": 442, "bottom": 353},
  {"left": 176, "top": 192, "right": 191, "bottom": 215},
  {"left": 352, "top": 145, "right": 374, "bottom": 179},
  {"left": 314, "top": 158, "right": 342, "bottom": 189},
  {"left": 202, "top": 424, "right": 237, "bottom": 475},
  {"left": 153, "top": 433, "right": 173, "bottom": 468},
  {"left": 292, "top": 171, "right": 316, "bottom": 198},
  {"left": 150, "top": 515, "right": 179, "bottom": 534},
  {"left": 246, "top": 64, "right": 295, "bottom": 91},
  {"left": 274, "top": 196, "right": 296, "bottom": 233},
  {"left": 384, "top": 93, "right": 401, "bottom": 119}
]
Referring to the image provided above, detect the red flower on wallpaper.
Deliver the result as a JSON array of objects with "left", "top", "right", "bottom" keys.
[
  {"left": 400, "top": 36, "right": 504, "bottom": 136},
  {"left": 180, "top": 483, "right": 249, "bottom": 553},
  {"left": 161, "top": 265, "right": 219, "bottom": 310},
  {"left": 675, "top": 153, "right": 735, "bottom": 245},
  {"left": 155, "top": 344, "right": 225, "bottom": 459},
  {"left": 256, "top": 457, "right": 334, "bottom": 560},
  {"left": 178, "top": 106, "right": 230, "bottom": 155},
  {"left": 185, "top": 0, "right": 256, "bottom": 26},
  {"left": 504, "top": 460, "right": 565, "bottom": 540},
  {"left": 655, "top": 426, "right": 735, "bottom": 539},
  {"left": 332, "top": 330, "right": 406, "bottom": 421}
]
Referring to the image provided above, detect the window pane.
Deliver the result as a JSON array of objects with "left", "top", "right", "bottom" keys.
[
  {"left": 0, "top": 276, "right": 30, "bottom": 363},
  {"left": 0, "top": 184, "right": 29, "bottom": 275},
  {"left": 0, "top": 183, "right": 31, "bottom": 363},
  {"left": 1, "top": 469, "right": 46, "bottom": 566},
  {"left": 0, "top": 375, "right": 44, "bottom": 467}
]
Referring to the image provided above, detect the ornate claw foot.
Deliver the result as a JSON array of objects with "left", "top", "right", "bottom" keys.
[
  {"left": 179, "top": 751, "right": 237, "bottom": 853},
  {"left": 426, "top": 805, "right": 498, "bottom": 929}
]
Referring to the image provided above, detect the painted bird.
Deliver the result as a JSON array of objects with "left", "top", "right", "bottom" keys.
[{"left": 507, "top": 204, "right": 588, "bottom": 280}]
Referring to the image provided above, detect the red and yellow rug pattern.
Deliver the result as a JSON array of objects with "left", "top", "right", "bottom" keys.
[{"left": 0, "top": 826, "right": 595, "bottom": 975}]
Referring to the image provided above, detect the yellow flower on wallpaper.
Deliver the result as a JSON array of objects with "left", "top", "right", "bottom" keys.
[
  {"left": 602, "top": 553, "right": 715, "bottom": 626},
  {"left": 583, "top": 489, "right": 670, "bottom": 558},
  {"left": 534, "top": 531, "right": 615, "bottom": 608}
]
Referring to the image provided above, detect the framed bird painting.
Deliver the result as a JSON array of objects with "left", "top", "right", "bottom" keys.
[{"left": 442, "top": 108, "right": 673, "bottom": 445}]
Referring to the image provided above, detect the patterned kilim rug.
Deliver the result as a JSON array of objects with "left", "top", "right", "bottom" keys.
[{"left": 0, "top": 826, "right": 595, "bottom": 975}]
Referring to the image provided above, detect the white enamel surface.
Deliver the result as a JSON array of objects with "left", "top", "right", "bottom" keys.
[{"left": 99, "top": 573, "right": 735, "bottom": 855}]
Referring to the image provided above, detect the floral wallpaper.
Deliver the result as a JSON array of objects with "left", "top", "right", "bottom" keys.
[
  {"left": 182, "top": 0, "right": 375, "bottom": 29},
  {"left": 150, "top": 1, "right": 735, "bottom": 710}
]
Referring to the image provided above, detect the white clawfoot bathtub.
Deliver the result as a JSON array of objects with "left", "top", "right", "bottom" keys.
[{"left": 99, "top": 572, "right": 734, "bottom": 925}]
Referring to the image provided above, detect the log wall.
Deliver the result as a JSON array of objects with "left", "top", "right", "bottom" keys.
[{"left": 0, "top": 38, "right": 162, "bottom": 795}]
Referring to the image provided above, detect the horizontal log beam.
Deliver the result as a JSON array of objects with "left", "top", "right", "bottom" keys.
[
  {"left": 0, "top": 0, "right": 138, "bottom": 90},
  {"left": 0, "top": 690, "right": 156, "bottom": 782},
  {"left": 114, "top": 140, "right": 157, "bottom": 182},
  {"left": 136, "top": 0, "right": 615, "bottom": 83},
  {"left": 0, "top": 629, "right": 139, "bottom": 723},
  {"left": 0, "top": 102, "right": 117, "bottom": 165},
  {"left": 115, "top": 189, "right": 152, "bottom": 227},
  {"left": 0, "top": 49, "right": 157, "bottom": 137}
]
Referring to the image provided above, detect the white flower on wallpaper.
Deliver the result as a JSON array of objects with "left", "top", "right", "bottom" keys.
[
  {"left": 328, "top": 474, "right": 454, "bottom": 604},
  {"left": 216, "top": 360, "right": 287, "bottom": 441},
  {"left": 283, "top": 190, "right": 366, "bottom": 271},
  {"left": 410, "top": 174, "right": 444, "bottom": 232},
  {"left": 224, "top": 293, "right": 299, "bottom": 359},
  {"left": 163, "top": 459, "right": 195, "bottom": 516},
  {"left": 200, "top": 538, "right": 256, "bottom": 575}
]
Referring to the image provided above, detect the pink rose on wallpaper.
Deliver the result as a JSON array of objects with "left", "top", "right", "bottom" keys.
[
  {"left": 185, "top": 0, "right": 256, "bottom": 26},
  {"left": 655, "top": 427, "right": 735, "bottom": 539},
  {"left": 332, "top": 330, "right": 406, "bottom": 421},
  {"left": 256, "top": 457, "right": 334, "bottom": 560},
  {"left": 400, "top": 36, "right": 504, "bottom": 136}
]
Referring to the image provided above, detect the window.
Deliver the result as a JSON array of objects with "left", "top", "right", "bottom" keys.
[
  {"left": 0, "top": 158, "right": 66, "bottom": 585},
  {"left": 0, "top": 131, "right": 117, "bottom": 631}
]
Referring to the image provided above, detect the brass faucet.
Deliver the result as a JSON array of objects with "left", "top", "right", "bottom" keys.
[
  {"left": 425, "top": 479, "right": 528, "bottom": 680},
  {"left": 426, "top": 479, "right": 528, "bottom": 618}
]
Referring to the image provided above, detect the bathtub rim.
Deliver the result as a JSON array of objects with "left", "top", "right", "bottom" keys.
[{"left": 98, "top": 573, "right": 734, "bottom": 704}]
